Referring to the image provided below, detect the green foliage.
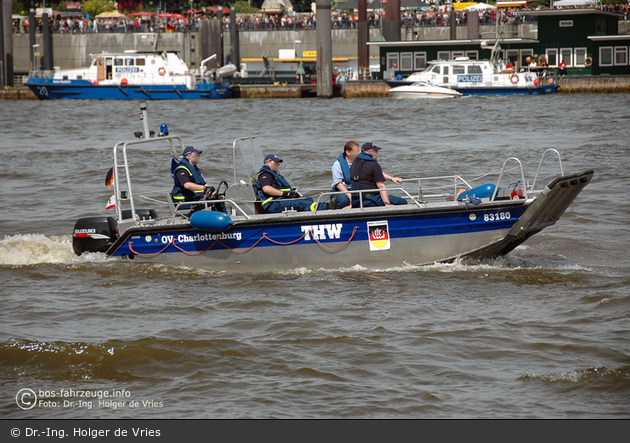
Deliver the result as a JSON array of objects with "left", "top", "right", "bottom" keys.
[
  {"left": 531, "top": 0, "right": 549, "bottom": 8},
  {"left": 601, "top": 0, "right": 627, "bottom": 5},
  {"left": 231, "top": 1, "right": 259, "bottom": 13},
  {"left": 13, "top": 0, "right": 27, "bottom": 15},
  {"left": 82, "top": 0, "right": 118, "bottom": 17}
]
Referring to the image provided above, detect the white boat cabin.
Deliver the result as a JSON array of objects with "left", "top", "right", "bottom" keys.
[
  {"left": 53, "top": 50, "right": 196, "bottom": 88},
  {"left": 407, "top": 57, "right": 542, "bottom": 89}
]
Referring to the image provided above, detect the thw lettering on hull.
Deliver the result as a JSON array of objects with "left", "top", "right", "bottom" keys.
[{"left": 301, "top": 224, "right": 343, "bottom": 241}]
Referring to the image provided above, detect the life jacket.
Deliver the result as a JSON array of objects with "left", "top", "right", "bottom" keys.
[
  {"left": 255, "top": 165, "right": 292, "bottom": 208},
  {"left": 350, "top": 152, "right": 376, "bottom": 192},
  {"left": 331, "top": 153, "right": 352, "bottom": 192},
  {"left": 171, "top": 157, "right": 206, "bottom": 202}
]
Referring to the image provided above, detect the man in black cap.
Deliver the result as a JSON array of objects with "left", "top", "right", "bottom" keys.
[
  {"left": 255, "top": 154, "right": 339, "bottom": 213},
  {"left": 351, "top": 142, "right": 407, "bottom": 207},
  {"left": 171, "top": 145, "right": 211, "bottom": 208}
]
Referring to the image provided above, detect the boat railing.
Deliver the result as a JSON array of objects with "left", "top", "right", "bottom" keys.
[
  {"left": 531, "top": 149, "right": 564, "bottom": 191},
  {"left": 311, "top": 186, "right": 421, "bottom": 213},
  {"left": 400, "top": 175, "right": 473, "bottom": 202},
  {"left": 28, "top": 70, "right": 55, "bottom": 79},
  {"left": 492, "top": 157, "right": 528, "bottom": 201},
  {"left": 167, "top": 197, "right": 254, "bottom": 223},
  {"left": 113, "top": 134, "right": 186, "bottom": 227}
]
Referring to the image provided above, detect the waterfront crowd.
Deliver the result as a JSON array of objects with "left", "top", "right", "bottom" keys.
[{"left": 14, "top": 4, "right": 629, "bottom": 35}]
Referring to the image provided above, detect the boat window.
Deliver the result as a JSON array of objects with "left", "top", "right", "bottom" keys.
[
  {"left": 125, "top": 59, "right": 134, "bottom": 66},
  {"left": 452, "top": 65, "right": 465, "bottom": 74},
  {"left": 428, "top": 65, "right": 439, "bottom": 74},
  {"left": 443, "top": 66, "right": 449, "bottom": 75},
  {"left": 77, "top": 75, "right": 82, "bottom": 79},
  {"left": 136, "top": 58, "right": 146, "bottom": 66},
  {"left": 468, "top": 65, "right": 482, "bottom": 74},
  {"left": 114, "top": 59, "right": 123, "bottom": 66}
]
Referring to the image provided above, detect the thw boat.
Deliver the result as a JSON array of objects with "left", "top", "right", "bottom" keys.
[
  {"left": 71, "top": 103, "right": 592, "bottom": 273},
  {"left": 389, "top": 81, "right": 463, "bottom": 99},
  {"left": 25, "top": 49, "right": 233, "bottom": 100}
]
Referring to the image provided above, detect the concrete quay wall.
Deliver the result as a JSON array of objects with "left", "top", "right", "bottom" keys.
[
  {"left": 5, "top": 75, "right": 628, "bottom": 101},
  {"left": 11, "top": 24, "right": 539, "bottom": 74}
]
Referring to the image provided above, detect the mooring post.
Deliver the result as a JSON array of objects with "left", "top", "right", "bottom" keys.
[{"left": 316, "top": 0, "right": 333, "bottom": 98}]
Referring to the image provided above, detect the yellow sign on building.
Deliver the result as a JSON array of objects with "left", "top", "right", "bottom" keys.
[
  {"left": 452, "top": 2, "right": 477, "bottom": 9},
  {"left": 303, "top": 51, "right": 317, "bottom": 58}
]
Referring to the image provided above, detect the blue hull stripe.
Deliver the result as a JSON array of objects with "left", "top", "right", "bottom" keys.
[
  {"left": 115, "top": 206, "right": 527, "bottom": 256},
  {"left": 25, "top": 78, "right": 232, "bottom": 100}
]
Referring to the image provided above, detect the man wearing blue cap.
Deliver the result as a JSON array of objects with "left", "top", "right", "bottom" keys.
[
  {"left": 171, "top": 146, "right": 211, "bottom": 208},
  {"left": 351, "top": 142, "right": 407, "bottom": 207},
  {"left": 256, "top": 154, "right": 338, "bottom": 213}
]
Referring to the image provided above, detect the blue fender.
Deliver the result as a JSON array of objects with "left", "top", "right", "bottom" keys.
[
  {"left": 189, "top": 210, "right": 234, "bottom": 233},
  {"left": 457, "top": 183, "right": 497, "bottom": 202}
]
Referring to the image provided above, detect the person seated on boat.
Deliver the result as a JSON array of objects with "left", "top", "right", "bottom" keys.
[
  {"left": 350, "top": 143, "right": 407, "bottom": 208},
  {"left": 503, "top": 62, "right": 515, "bottom": 73},
  {"left": 331, "top": 140, "right": 361, "bottom": 210},
  {"left": 256, "top": 154, "right": 340, "bottom": 213},
  {"left": 171, "top": 145, "right": 214, "bottom": 210}
]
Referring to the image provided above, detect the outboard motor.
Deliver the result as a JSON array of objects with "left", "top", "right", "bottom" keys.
[{"left": 72, "top": 216, "right": 118, "bottom": 255}]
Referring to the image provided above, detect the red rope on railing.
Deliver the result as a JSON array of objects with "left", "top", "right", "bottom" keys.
[
  {"left": 126, "top": 225, "right": 360, "bottom": 257},
  {"left": 216, "top": 235, "right": 266, "bottom": 254},
  {"left": 262, "top": 231, "right": 309, "bottom": 245},
  {"left": 310, "top": 226, "right": 359, "bottom": 251},
  {"left": 128, "top": 239, "right": 174, "bottom": 257},
  {"left": 172, "top": 238, "right": 220, "bottom": 256}
]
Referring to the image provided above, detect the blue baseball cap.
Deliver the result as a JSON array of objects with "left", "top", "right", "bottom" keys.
[
  {"left": 183, "top": 146, "right": 202, "bottom": 156},
  {"left": 264, "top": 154, "right": 283, "bottom": 163},
  {"left": 361, "top": 142, "right": 382, "bottom": 152}
]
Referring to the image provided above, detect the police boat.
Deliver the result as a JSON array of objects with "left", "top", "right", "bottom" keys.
[{"left": 72, "top": 103, "right": 593, "bottom": 273}]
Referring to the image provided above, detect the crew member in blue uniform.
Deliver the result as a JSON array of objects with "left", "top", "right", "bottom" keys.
[
  {"left": 256, "top": 154, "right": 340, "bottom": 213},
  {"left": 171, "top": 146, "right": 211, "bottom": 209},
  {"left": 331, "top": 140, "right": 360, "bottom": 209},
  {"left": 351, "top": 142, "right": 407, "bottom": 207}
]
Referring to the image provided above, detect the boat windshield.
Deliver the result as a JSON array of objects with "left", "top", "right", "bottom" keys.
[{"left": 233, "top": 136, "right": 264, "bottom": 184}]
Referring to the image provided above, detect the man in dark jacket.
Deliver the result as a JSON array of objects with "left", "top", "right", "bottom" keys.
[{"left": 351, "top": 142, "right": 408, "bottom": 207}]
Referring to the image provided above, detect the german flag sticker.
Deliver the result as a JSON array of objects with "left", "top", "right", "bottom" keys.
[{"left": 368, "top": 221, "right": 391, "bottom": 251}]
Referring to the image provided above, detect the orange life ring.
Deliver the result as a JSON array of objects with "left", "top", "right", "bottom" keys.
[
  {"left": 158, "top": 67, "right": 166, "bottom": 76},
  {"left": 533, "top": 78, "right": 541, "bottom": 86},
  {"left": 510, "top": 74, "right": 519, "bottom": 84},
  {"left": 584, "top": 57, "right": 593, "bottom": 68}
]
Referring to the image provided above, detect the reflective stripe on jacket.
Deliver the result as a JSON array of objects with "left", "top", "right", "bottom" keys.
[{"left": 172, "top": 157, "right": 206, "bottom": 202}]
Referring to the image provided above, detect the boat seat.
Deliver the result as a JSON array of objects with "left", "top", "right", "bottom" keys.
[{"left": 252, "top": 185, "right": 266, "bottom": 214}]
